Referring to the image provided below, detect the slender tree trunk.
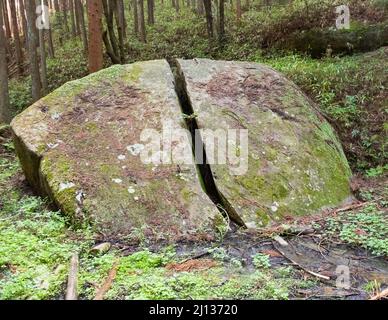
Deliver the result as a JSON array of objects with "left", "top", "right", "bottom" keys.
[
  {"left": 87, "top": 0, "right": 103, "bottom": 73},
  {"left": 62, "top": 0, "right": 69, "bottom": 35},
  {"left": 9, "top": 0, "right": 23, "bottom": 76},
  {"left": 26, "top": 0, "right": 42, "bottom": 102},
  {"left": 102, "top": 0, "right": 120, "bottom": 61},
  {"left": 203, "top": 0, "right": 213, "bottom": 40},
  {"left": 147, "top": 0, "right": 154, "bottom": 25},
  {"left": 0, "top": 0, "right": 11, "bottom": 123},
  {"left": 43, "top": 0, "right": 55, "bottom": 58},
  {"left": 53, "top": 0, "right": 63, "bottom": 44},
  {"left": 19, "top": 0, "right": 28, "bottom": 44},
  {"left": 2, "top": 0, "right": 11, "bottom": 39},
  {"left": 76, "top": 0, "right": 88, "bottom": 54},
  {"left": 38, "top": 28, "right": 48, "bottom": 94},
  {"left": 133, "top": 0, "right": 138, "bottom": 36},
  {"left": 175, "top": 0, "right": 180, "bottom": 12},
  {"left": 197, "top": 0, "right": 204, "bottom": 15},
  {"left": 218, "top": 0, "right": 224, "bottom": 42},
  {"left": 118, "top": 0, "right": 126, "bottom": 38},
  {"left": 69, "top": 0, "right": 76, "bottom": 37},
  {"left": 113, "top": 0, "right": 125, "bottom": 62},
  {"left": 236, "top": 0, "right": 241, "bottom": 23},
  {"left": 138, "top": 0, "right": 146, "bottom": 43}
]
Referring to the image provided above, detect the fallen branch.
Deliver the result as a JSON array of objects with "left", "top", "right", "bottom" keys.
[
  {"left": 94, "top": 260, "right": 119, "bottom": 300},
  {"left": 369, "top": 288, "right": 388, "bottom": 300},
  {"left": 65, "top": 253, "right": 79, "bottom": 300},
  {"left": 334, "top": 202, "right": 365, "bottom": 214},
  {"left": 274, "top": 243, "right": 331, "bottom": 281}
]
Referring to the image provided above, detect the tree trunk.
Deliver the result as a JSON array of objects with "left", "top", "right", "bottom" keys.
[
  {"left": 62, "top": 0, "right": 70, "bottom": 35},
  {"left": 138, "top": 0, "right": 146, "bottom": 43},
  {"left": 102, "top": 0, "right": 120, "bottom": 62},
  {"left": 133, "top": 0, "right": 138, "bottom": 36},
  {"left": 147, "top": 0, "right": 154, "bottom": 25},
  {"left": 69, "top": 0, "right": 76, "bottom": 37},
  {"left": 113, "top": 0, "right": 125, "bottom": 63},
  {"left": 44, "top": 0, "right": 55, "bottom": 58},
  {"left": 76, "top": 0, "right": 88, "bottom": 54},
  {"left": 39, "top": 28, "right": 48, "bottom": 94},
  {"left": 118, "top": 0, "right": 126, "bottom": 38},
  {"left": 2, "top": 0, "right": 11, "bottom": 39},
  {"left": 9, "top": 0, "right": 23, "bottom": 76},
  {"left": 236, "top": 0, "right": 241, "bottom": 23},
  {"left": 53, "top": 0, "right": 63, "bottom": 44},
  {"left": 203, "top": 0, "right": 213, "bottom": 40},
  {"left": 19, "top": 0, "right": 28, "bottom": 44},
  {"left": 218, "top": 0, "right": 225, "bottom": 42},
  {"left": 0, "top": 0, "right": 11, "bottom": 123},
  {"left": 87, "top": 0, "right": 103, "bottom": 73},
  {"left": 26, "top": 0, "right": 42, "bottom": 102}
]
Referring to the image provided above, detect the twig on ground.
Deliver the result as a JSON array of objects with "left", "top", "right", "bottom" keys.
[
  {"left": 274, "top": 242, "right": 331, "bottom": 281},
  {"left": 369, "top": 288, "right": 388, "bottom": 300}
]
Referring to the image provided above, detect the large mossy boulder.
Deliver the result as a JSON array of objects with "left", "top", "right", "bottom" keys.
[
  {"left": 11, "top": 59, "right": 353, "bottom": 241},
  {"left": 11, "top": 60, "right": 222, "bottom": 242},
  {"left": 176, "top": 59, "right": 353, "bottom": 228}
]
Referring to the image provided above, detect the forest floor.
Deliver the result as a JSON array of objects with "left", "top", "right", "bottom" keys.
[{"left": 0, "top": 125, "right": 387, "bottom": 300}]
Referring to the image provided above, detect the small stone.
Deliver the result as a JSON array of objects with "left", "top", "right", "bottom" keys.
[
  {"left": 112, "top": 178, "right": 122, "bottom": 184},
  {"left": 118, "top": 155, "right": 126, "bottom": 161},
  {"left": 127, "top": 186, "right": 135, "bottom": 194},
  {"left": 90, "top": 242, "right": 111, "bottom": 255}
]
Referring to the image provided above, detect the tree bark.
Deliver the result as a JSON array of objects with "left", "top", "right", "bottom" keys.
[
  {"left": 218, "top": 0, "right": 225, "bottom": 42},
  {"left": 19, "top": 0, "right": 28, "bottom": 44},
  {"left": 26, "top": 0, "right": 42, "bottom": 102},
  {"left": 133, "top": 0, "right": 138, "bottom": 35},
  {"left": 62, "top": 0, "right": 70, "bottom": 35},
  {"left": 9, "top": 0, "right": 23, "bottom": 76},
  {"left": 53, "top": 0, "right": 63, "bottom": 44},
  {"left": 43, "top": 0, "right": 55, "bottom": 58},
  {"left": 0, "top": 0, "right": 11, "bottom": 123},
  {"left": 203, "top": 0, "right": 213, "bottom": 40},
  {"left": 69, "top": 0, "right": 76, "bottom": 37},
  {"left": 102, "top": 0, "right": 120, "bottom": 62},
  {"left": 39, "top": 27, "right": 48, "bottom": 94},
  {"left": 236, "top": 0, "right": 241, "bottom": 23},
  {"left": 87, "top": 0, "right": 103, "bottom": 73},
  {"left": 2, "top": 0, "right": 11, "bottom": 39},
  {"left": 147, "top": 0, "right": 154, "bottom": 25},
  {"left": 76, "top": 0, "right": 88, "bottom": 54},
  {"left": 113, "top": 0, "right": 125, "bottom": 62},
  {"left": 138, "top": 0, "right": 146, "bottom": 43}
]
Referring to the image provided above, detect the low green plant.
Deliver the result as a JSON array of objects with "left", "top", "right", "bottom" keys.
[{"left": 252, "top": 253, "right": 271, "bottom": 269}]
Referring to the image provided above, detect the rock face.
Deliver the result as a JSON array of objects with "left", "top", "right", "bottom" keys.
[
  {"left": 11, "top": 59, "right": 353, "bottom": 241},
  {"left": 176, "top": 59, "right": 352, "bottom": 228},
  {"left": 11, "top": 60, "right": 222, "bottom": 242}
]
